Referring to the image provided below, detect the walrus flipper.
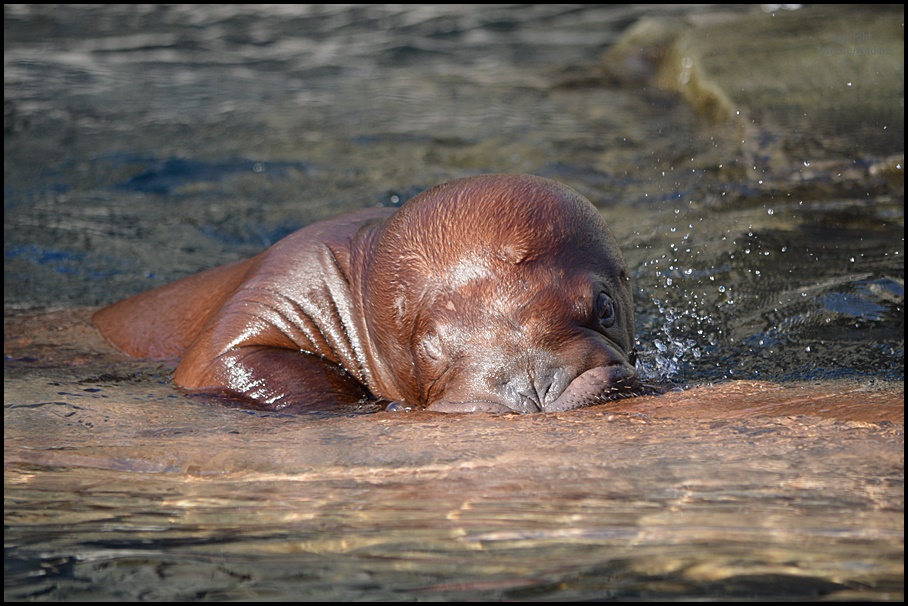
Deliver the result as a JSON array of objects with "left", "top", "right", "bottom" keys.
[
  {"left": 92, "top": 258, "right": 257, "bottom": 360},
  {"left": 175, "top": 346, "right": 373, "bottom": 412}
]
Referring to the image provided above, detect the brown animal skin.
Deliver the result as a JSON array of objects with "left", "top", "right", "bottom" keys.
[{"left": 93, "top": 174, "right": 640, "bottom": 413}]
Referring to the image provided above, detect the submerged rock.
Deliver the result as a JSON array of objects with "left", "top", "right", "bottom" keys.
[{"left": 603, "top": 5, "right": 904, "bottom": 187}]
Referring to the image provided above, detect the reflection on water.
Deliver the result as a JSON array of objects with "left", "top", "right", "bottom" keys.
[
  {"left": 4, "top": 344, "right": 904, "bottom": 600},
  {"left": 3, "top": 4, "right": 904, "bottom": 601}
]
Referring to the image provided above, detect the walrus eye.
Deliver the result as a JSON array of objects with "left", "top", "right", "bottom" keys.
[
  {"left": 421, "top": 329, "right": 445, "bottom": 362},
  {"left": 596, "top": 292, "right": 616, "bottom": 328}
]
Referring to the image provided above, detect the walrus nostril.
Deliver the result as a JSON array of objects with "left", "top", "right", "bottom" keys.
[
  {"left": 505, "top": 369, "right": 564, "bottom": 412},
  {"left": 514, "top": 391, "right": 544, "bottom": 412},
  {"left": 503, "top": 383, "right": 542, "bottom": 413}
]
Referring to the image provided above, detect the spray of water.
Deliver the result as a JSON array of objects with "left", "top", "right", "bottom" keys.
[{"left": 635, "top": 299, "right": 710, "bottom": 383}]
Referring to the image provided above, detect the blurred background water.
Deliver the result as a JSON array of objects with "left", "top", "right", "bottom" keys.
[{"left": 4, "top": 4, "right": 904, "bottom": 601}]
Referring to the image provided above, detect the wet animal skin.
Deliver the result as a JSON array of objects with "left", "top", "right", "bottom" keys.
[{"left": 93, "top": 174, "right": 640, "bottom": 413}]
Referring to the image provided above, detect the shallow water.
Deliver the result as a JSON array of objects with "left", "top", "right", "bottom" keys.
[
  {"left": 4, "top": 310, "right": 904, "bottom": 601},
  {"left": 4, "top": 4, "right": 904, "bottom": 601}
]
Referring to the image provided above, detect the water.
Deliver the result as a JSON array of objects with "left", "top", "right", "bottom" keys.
[{"left": 4, "top": 4, "right": 904, "bottom": 601}]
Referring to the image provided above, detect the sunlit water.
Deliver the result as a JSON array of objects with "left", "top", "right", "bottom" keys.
[{"left": 4, "top": 4, "right": 904, "bottom": 601}]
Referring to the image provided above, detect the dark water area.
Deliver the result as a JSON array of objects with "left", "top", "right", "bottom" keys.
[{"left": 4, "top": 4, "right": 904, "bottom": 602}]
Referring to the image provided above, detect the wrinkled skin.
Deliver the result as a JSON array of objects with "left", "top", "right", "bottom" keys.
[{"left": 93, "top": 174, "right": 640, "bottom": 414}]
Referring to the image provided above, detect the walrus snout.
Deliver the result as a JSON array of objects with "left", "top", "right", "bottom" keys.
[
  {"left": 543, "top": 364, "right": 639, "bottom": 412},
  {"left": 425, "top": 363, "right": 639, "bottom": 414}
]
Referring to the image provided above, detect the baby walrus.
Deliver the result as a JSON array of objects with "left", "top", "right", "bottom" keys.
[{"left": 93, "top": 173, "right": 640, "bottom": 413}]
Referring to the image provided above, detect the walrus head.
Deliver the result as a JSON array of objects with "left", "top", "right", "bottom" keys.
[{"left": 361, "top": 174, "right": 638, "bottom": 413}]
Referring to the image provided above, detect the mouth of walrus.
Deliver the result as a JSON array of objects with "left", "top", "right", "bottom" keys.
[{"left": 421, "top": 364, "right": 641, "bottom": 414}]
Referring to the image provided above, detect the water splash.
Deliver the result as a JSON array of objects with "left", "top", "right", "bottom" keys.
[{"left": 636, "top": 299, "right": 710, "bottom": 383}]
